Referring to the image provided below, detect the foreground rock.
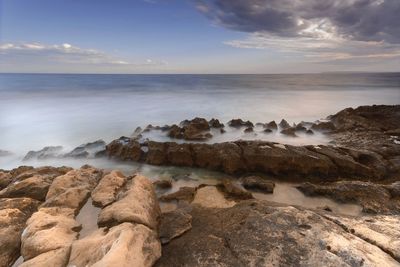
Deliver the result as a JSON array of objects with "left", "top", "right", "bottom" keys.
[
  {"left": 156, "top": 199, "right": 400, "bottom": 267},
  {"left": 91, "top": 170, "right": 128, "bottom": 207},
  {"left": 159, "top": 209, "right": 192, "bottom": 244},
  {"left": 297, "top": 181, "right": 400, "bottom": 214},
  {"left": 0, "top": 198, "right": 39, "bottom": 267}
]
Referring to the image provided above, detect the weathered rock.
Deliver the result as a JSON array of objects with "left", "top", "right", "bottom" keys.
[
  {"left": 153, "top": 179, "right": 173, "bottom": 190},
  {"left": 228, "top": 118, "right": 253, "bottom": 128},
  {"left": 265, "top": 120, "right": 278, "bottom": 130},
  {"left": 19, "top": 247, "right": 70, "bottom": 267},
  {"left": 166, "top": 143, "right": 193, "bottom": 166},
  {"left": 295, "top": 124, "right": 307, "bottom": 132},
  {"left": 68, "top": 223, "right": 161, "bottom": 267},
  {"left": 263, "top": 128, "right": 273, "bottom": 133},
  {"left": 92, "top": 170, "right": 127, "bottom": 208},
  {"left": 106, "top": 137, "right": 142, "bottom": 161},
  {"left": 218, "top": 179, "right": 253, "bottom": 200},
  {"left": 23, "top": 146, "right": 63, "bottom": 161},
  {"left": 209, "top": 118, "right": 224, "bottom": 128},
  {"left": 192, "top": 186, "right": 236, "bottom": 208},
  {"left": 146, "top": 141, "right": 167, "bottom": 165},
  {"left": 159, "top": 187, "right": 197, "bottom": 203},
  {"left": 98, "top": 175, "right": 160, "bottom": 230},
  {"left": 297, "top": 181, "right": 400, "bottom": 214},
  {"left": 64, "top": 140, "right": 106, "bottom": 158},
  {"left": 0, "top": 171, "right": 12, "bottom": 190},
  {"left": 183, "top": 117, "right": 212, "bottom": 140},
  {"left": 280, "top": 127, "right": 297, "bottom": 137},
  {"left": 21, "top": 207, "right": 80, "bottom": 261},
  {"left": 311, "top": 121, "right": 336, "bottom": 132},
  {"left": 0, "top": 198, "right": 40, "bottom": 267},
  {"left": 43, "top": 166, "right": 102, "bottom": 214},
  {"left": 279, "top": 119, "right": 291, "bottom": 129},
  {"left": 168, "top": 124, "right": 184, "bottom": 139},
  {"left": 156, "top": 200, "right": 400, "bottom": 267},
  {"left": 244, "top": 126, "right": 254, "bottom": 133},
  {"left": 241, "top": 176, "right": 275, "bottom": 193},
  {"left": 159, "top": 209, "right": 192, "bottom": 244}
]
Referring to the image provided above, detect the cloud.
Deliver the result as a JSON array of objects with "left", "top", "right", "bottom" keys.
[
  {"left": 197, "top": 0, "right": 400, "bottom": 43},
  {"left": 0, "top": 42, "right": 167, "bottom": 73}
]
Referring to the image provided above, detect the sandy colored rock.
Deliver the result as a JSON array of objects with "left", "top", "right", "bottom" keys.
[
  {"left": 92, "top": 170, "right": 127, "bottom": 207},
  {"left": 19, "top": 247, "right": 71, "bottom": 267},
  {"left": 98, "top": 175, "right": 160, "bottom": 230},
  {"left": 0, "top": 171, "right": 12, "bottom": 190},
  {"left": 69, "top": 222, "right": 161, "bottom": 267},
  {"left": 192, "top": 186, "right": 236, "bottom": 208}
]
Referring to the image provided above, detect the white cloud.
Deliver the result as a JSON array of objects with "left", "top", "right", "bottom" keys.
[{"left": 0, "top": 42, "right": 168, "bottom": 73}]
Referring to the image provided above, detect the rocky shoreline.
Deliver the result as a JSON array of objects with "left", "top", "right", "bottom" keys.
[{"left": 1, "top": 105, "right": 399, "bottom": 266}]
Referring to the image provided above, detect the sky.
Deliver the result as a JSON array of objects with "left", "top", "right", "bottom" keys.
[{"left": 0, "top": 0, "right": 399, "bottom": 74}]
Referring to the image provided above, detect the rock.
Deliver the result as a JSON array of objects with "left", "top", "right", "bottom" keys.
[
  {"left": 43, "top": 166, "right": 103, "bottom": 214},
  {"left": 280, "top": 127, "right": 298, "bottom": 137},
  {"left": 106, "top": 137, "right": 142, "bottom": 161},
  {"left": 306, "top": 129, "right": 314, "bottom": 135},
  {"left": 19, "top": 247, "right": 70, "bottom": 267},
  {"left": 209, "top": 118, "right": 224, "bottom": 128},
  {"left": 92, "top": 170, "right": 127, "bottom": 208},
  {"left": 156, "top": 200, "right": 400, "bottom": 267},
  {"left": 0, "top": 171, "right": 12, "bottom": 190},
  {"left": 183, "top": 118, "right": 212, "bottom": 140},
  {"left": 0, "top": 198, "right": 40, "bottom": 267},
  {"left": 146, "top": 141, "right": 167, "bottom": 165},
  {"left": 263, "top": 128, "right": 273, "bottom": 133},
  {"left": 132, "top": 126, "right": 143, "bottom": 138},
  {"left": 21, "top": 207, "right": 80, "bottom": 261},
  {"left": 311, "top": 121, "right": 336, "bottom": 132},
  {"left": 295, "top": 124, "right": 307, "bottom": 132},
  {"left": 0, "top": 166, "right": 72, "bottom": 201},
  {"left": 23, "top": 146, "right": 63, "bottom": 161},
  {"left": 279, "top": 119, "right": 290, "bottom": 129},
  {"left": 98, "top": 175, "right": 160, "bottom": 230},
  {"left": 166, "top": 143, "right": 193, "bottom": 166},
  {"left": 159, "top": 209, "right": 192, "bottom": 244},
  {"left": 220, "top": 128, "right": 226, "bottom": 133},
  {"left": 64, "top": 140, "right": 106, "bottom": 158},
  {"left": 192, "top": 186, "right": 236, "bottom": 208},
  {"left": 385, "top": 181, "right": 400, "bottom": 197},
  {"left": 297, "top": 181, "right": 400, "bottom": 214},
  {"left": 153, "top": 179, "right": 173, "bottom": 190},
  {"left": 159, "top": 187, "right": 197, "bottom": 203},
  {"left": 244, "top": 127, "right": 253, "bottom": 133},
  {"left": 228, "top": 118, "right": 254, "bottom": 128},
  {"left": 68, "top": 223, "right": 161, "bottom": 267},
  {"left": 168, "top": 124, "right": 184, "bottom": 139},
  {"left": 265, "top": 120, "right": 278, "bottom": 130},
  {"left": 218, "top": 179, "right": 253, "bottom": 200},
  {"left": 241, "top": 176, "right": 275, "bottom": 193}
]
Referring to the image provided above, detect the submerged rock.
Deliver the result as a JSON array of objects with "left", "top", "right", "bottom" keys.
[
  {"left": 280, "top": 127, "right": 297, "bottom": 137},
  {"left": 23, "top": 146, "right": 63, "bottom": 161},
  {"left": 153, "top": 179, "right": 173, "bottom": 190},
  {"left": 241, "top": 176, "right": 275, "bottom": 193},
  {"left": 278, "top": 119, "right": 291, "bottom": 129}
]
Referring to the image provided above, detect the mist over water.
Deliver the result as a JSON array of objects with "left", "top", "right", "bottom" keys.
[{"left": 0, "top": 73, "right": 399, "bottom": 157}]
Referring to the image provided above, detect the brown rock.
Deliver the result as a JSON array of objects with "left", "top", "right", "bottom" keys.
[
  {"left": 279, "top": 119, "right": 290, "bottom": 129},
  {"left": 265, "top": 120, "right": 278, "bottom": 130},
  {"left": 228, "top": 119, "right": 254, "bottom": 128},
  {"left": 159, "top": 187, "right": 197, "bottom": 203},
  {"left": 241, "top": 176, "right": 275, "bottom": 193},
  {"left": 153, "top": 179, "right": 173, "bottom": 190},
  {"left": 219, "top": 179, "right": 253, "bottom": 200},
  {"left": 159, "top": 209, "right": 192, "bottom": 244}
]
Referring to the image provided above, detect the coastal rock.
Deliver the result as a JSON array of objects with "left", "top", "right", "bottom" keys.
[
  {"left": 23, "top": 146, "right": 63, "bottom": 161},
  {"left": 64, "top": 140, "right": 106, "bottom": 158},
  {"left": 166, "top": 143, "right": 193, "bottom": 166},
  {"left": 209, "top": 118, "right": 224, "bottom": 128},
  {"left": 191, "top": 186, "right": 236, "bottom": 208},
  {"left": 280, "top": 127, "right": 297, "bottom": 137},
  {"left": 91, "top": 170, "right": 127, "bottom": 208},
  {"left": 43, "top": 166, "right": 102, "bottom": 214},
  {"left": 159, "top": 209, "right": 192, "bottom": 244},
  {"left": 153, "top": 179, "right": 173, "bottom": 190},
  {"left": 0, "top": 198, "right": 40, "bottom": 267},
  {"left": 21, "top": 207, "right": 80, "bottom": 260},
  {"left": 265, "top": 120, "right": 278, "bottom": 130},
  {"left": 311, "top": 121, "right": 336, "bottom": 132},
  {"left": 295, "top": 124, "right": 307, "bottom": 132},
  {"left": 241, "top": 176, "right": 275, "bottom": 193},
  {"left": 146, "top": 141, "right": 167, "bottom": 165},
  {"left": 297, "top": 181, "right": 400, "bottom": 214},
  {"left": 68, "top": 223, "right": 161, "bottom": 267},
  {"left": 0, "top": 171, "right": 12, "bottom": 189},
  {"left": 106, "top": 137, "right": 142, "bottom": 161},
  {"left": 263, "top": 128, "right": 273, "bottom": 133},
  {"left": 156, "top": 200, "right": 400, "bottom": 267},
  {"left": 228, "top": 118, "right": 254, "bottom": 128},
  {"left": 19, "top": 247, "right": 70, "bottom": 267},
  {"left": 244, "top": 126, "right": 254, "bottom": 133},
  {"left": 169, "top": 118, "right": 212, "bottom": 140},
  {"left": 168, "top": 124, "right": 183, "bottom": 139},
  {"left": 278, "top": 119, "right": 290, "bottom": 129},
  {"left": 218, "top": 179, "right": 253, "bottom": 200},
  {"left": 159, "top": 186, "right": 197, "bottom": 203},
  {"left": 98, "top": 175, "right": 160, "bottom": 230}
]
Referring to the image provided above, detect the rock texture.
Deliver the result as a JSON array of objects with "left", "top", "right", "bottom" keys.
[
  {"left": 159, "top": 209, "right": 192, "bottom": 244},
  {"left": 92, "top": 170, "right": 127, "bottom": 207}
]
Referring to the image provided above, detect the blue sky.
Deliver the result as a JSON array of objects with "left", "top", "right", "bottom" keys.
[{"left": 1, "top": 0, "right": 399, "bottom": 73}]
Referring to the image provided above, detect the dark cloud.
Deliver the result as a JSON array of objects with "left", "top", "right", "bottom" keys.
[{"left": 197, "top": 0, "right": 400, "bottom": 43}]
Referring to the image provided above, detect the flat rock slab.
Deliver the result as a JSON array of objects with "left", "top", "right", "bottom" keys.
[
  {"left": 192, "top": 186, "right": 236, "bottom": 208},
  {"left": 159, "top": 209, "right": 192, "bottom": 244},
  {"left": 69, "top": 222, "right": 161, "bottom": 267},
  {"left": 92, "top": 170, "right": 127, "bottom": 207},
  {"left": 156, "top": 200, "right": 400, "bottom": 267},
  {"left": 98, "top": 175, "right": 160, "bottom": 230}
]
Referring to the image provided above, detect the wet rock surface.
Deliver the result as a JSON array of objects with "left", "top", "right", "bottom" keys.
[
  {"left": 159, "top": 208, "right": 192, "bottom": 244},
  {"left": 297, "top": 181, "right": 400, "bottom": 214},
  {"left": 241, "top": 176, "right": 275, "bottom": 193},
  {"left": 156, "top": 199, "right": 400, "bottom": 267}
]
